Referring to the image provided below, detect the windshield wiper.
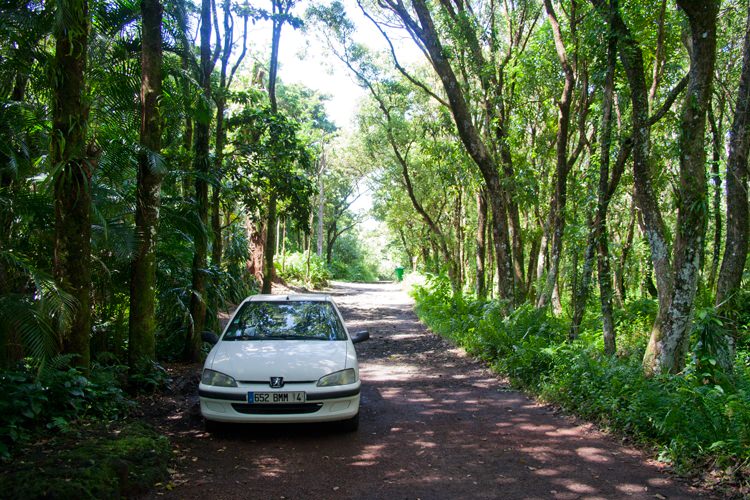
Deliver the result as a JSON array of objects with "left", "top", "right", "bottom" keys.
[{"left": 223, "top": 334, "right": 261, "bottom": 341}]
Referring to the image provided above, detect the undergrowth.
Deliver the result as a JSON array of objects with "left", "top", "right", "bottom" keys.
[
  {"left": 276, "top": 251, "right": 331, "bottom": 288},
  {"left": 0, "top": 359, "right": 133, "bottom": 458},
  {"left": 0, "top": 361, "right": 171, "bottom": 497},
  {"left": 0, "top": 421, "right": 170, "bottom": 499},
  {"left": 411, "top": 274, "right": 750, "bottom": 482}
]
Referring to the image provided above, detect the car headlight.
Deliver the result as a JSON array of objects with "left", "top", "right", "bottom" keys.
[
  {"left": 201, "top": 369, "right": 238, "bottom": 387},
  {"left": 317, "top": 368, "right": 357, "bottom": 387}
]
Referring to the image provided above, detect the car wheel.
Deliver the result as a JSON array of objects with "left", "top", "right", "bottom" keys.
[{"left": 341, "top": 412, "right": 359, "bottom": 432}]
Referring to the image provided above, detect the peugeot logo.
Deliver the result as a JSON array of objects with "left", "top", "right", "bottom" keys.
[{"left": 269, "top": 377, "right": 284, "bottom": 388}]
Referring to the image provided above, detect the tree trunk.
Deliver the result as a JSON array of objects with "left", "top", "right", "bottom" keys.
[
  {"left": 186, "top": 0, "right": 213, "bottom": 362},
  {"left": 570, "top": 23, "right": 619, "bottom": 350},
  {"left": 570, "top": 224, "right": 596, "bottom": 339},
  {"left": 537, "top": 213, "right": 549, "bottom": 283},
  {"left": 614, "top": 199, "right": 636, "bottom": 306},
  {"left": 262, "top": 0, "right": 288, "bottom": 294},
  {"left": 52, "top": 0, "right": 91, "bottom": 371},
  {"left": 552, "top": 281, "right": 563, "bottom": 315},
  {"left": 644, "top": 0, "right": 718, "bottom": 375},
  {"left": 716, "top": 1, "right": 750, "bottom": 309},
  {"left": 499, "top": 144, "right": 525, "bottom": 299},
  {"left": 246, "top": 216, "right": 265, "bottom": 284},
  {"left": 262, "top": 195, "right": 277, "bottom": 294},
  {"left": 475, "top": 188, "right": 487, "bottom": 300},
  {"left": 317, "top": 154, "right": 325, "bottom": 258},
  {"left": 455, "top": 188, "right": 464, "bottom": 289},
  {"left": 398, "top": 228, "right": 414, "bottom": 271},
  {"left": 598, "top": 28, "right": 618, "bottom": 355},
  {"left": 538, "top": 0, "right": 575, "bottom": 310},
  {"left": 707, "top": 105, "right": 722, "bottom": 291},
  {"left": 591, "top": 0, "right": 674, "bottom": 372},
  {"left": 209, "top": 62, "right": 225, "bottom": 332},
  {"left": 325, "top": 219, "right": 335, "bottom": 265},
  {"left": 648, "top": 0, "right": 668, "bottom": 112},
  {"left": 387, "top": 0, "right": 514, "bottom": 301},
  {"left": 181, "top": 51, "right": 193, "bottom": 199},
  {"left": 526, "top": 234, "right": 540, "bottom": 295},
  {"left": 421, "top": 244, "right": 430, "bottom": 274},
  {"left": 487, "top": 215, "right": 495, "bottom": 299},
  {"left": 129, "top": 0, "right": 163, "bottom": 370}
]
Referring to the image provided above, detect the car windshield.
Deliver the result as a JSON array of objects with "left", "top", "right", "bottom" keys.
[{"left": 222, "top": 300, "right": 347, "bottom": 341}]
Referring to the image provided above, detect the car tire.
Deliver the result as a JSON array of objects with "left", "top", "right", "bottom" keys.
[{"left": 341, "top": 412, "right": 359, "bottom": 432}]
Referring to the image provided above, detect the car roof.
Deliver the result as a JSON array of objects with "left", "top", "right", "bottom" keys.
[{"left": 243, "top": 294, "right": 332, "bottom": 303}]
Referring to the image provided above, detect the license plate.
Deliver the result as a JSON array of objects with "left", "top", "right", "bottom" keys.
[{"left": 248, "top": 391, "right": 306, "bottom": 404}]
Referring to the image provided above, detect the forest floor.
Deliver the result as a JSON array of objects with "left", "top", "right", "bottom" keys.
[{"left": 143, "top": 282, "right": 712, "bottom": 499}]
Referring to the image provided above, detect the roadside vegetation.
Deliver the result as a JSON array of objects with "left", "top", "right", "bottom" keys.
[
  {"left": 2, "top": 0, "right": 750, "bottom": 496},
  {"left": 412, "top": 274, "right": 750, "bottom": 488}
]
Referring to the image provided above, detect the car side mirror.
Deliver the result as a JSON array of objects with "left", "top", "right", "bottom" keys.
[
  {"left": 202, "top": 331, "right": 219, "bottom": 345},
  {"left": 351, "top": 330, "right": 370, "bottom": 344}
]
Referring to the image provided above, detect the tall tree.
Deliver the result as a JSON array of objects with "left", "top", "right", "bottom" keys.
[
  {"left": 643, "top": 0, "right": 719, "bottom": 375},
  {"left": 475, "top": 188, "right": 488, "bottom": 300},
  {"left": 209, "top": 0, "right": 249, "bottom": 328},
  {"left": 51, "top": 0, "right": 92, "bottom": 370},
  {"left": 594, "top": 24, "right": 620, "bottom": 355},
  {"left": 186, "top": 0, "right": 217, "bottom": 361},
  {"left": 381, "top": 0, "right": 516, "bottom": 302},
  {"left": 129, "top": 0, "right": 164, "bottom": 371},
  {"left": 262, "top": 0, "right": 294, "bottom": 294},
  {"left": 716, "top": 1, "right": 750, "bottom": 310},
  {"left": 537, "top": 0, "right": 577, "bottom": 309}
]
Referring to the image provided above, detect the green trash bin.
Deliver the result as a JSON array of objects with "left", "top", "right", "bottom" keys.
[{"left": 394, "top": 266, "right": 405, "bottom": 282}]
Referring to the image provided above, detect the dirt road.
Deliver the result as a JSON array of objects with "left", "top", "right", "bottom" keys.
[{"left": 149, "top": 282, "right": 704, "bottom": 499}]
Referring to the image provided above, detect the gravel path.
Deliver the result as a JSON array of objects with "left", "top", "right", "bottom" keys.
[{"left": 147, "top": 282, "right": 705, "bottom": 499}]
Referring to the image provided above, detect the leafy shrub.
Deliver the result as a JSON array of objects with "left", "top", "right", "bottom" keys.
[
  {"left": 613, "top": 298, "right": 657, "bottom": 356},
  {"left": 328, "top": 258, "right": 378, "bottom": 282},
  {"left": 0, "top": 360, "right": 132, "bottom": 457},
  {"left": 0, "top": 421, "right": 170, "bottom": 499},
  {"left": 328, "top": 232, "right": 381, "bottom": 282},
  {"left": 276, "top": 251, "right": 331, "bottom": 288},
  {"left": 410, "top": 275, "right": 750, "bottom": 474}
]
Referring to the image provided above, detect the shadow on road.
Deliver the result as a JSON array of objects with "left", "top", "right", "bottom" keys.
[{"left": 149, "top": 282, "right": 703, "bottom": 500}]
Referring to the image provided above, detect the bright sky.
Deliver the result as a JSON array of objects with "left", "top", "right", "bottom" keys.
[
  {"left": 244, "top": 0, "right": 423, "bottom": 128},
  {"left": 242, "top": 0, "right": 425, "bottom": 224}
]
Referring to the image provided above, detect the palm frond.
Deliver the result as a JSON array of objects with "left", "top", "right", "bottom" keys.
[{"left": 0, "top": 250, "right": 78, "bottom": 365}]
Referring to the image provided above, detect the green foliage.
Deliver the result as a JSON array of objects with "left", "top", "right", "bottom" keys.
[
  {"left": 687, "top": 307, "right": 735, "bottom": 385},
  {"left": 127, "top": 360, "right": 170, "bottom": 393},
  {"left": 328, "top": 259, "right": 377, "bottom": 282},
  {"left": 276, "top": 251, "right": 331, "bottom": 288},
  {"left": 228, "top": 106, "right": 315, "bottom": 230},
  {"left": 0, "top": 421, "right": 170, "bottom": 499},
  {"left": 0, "top": 361, "right": 132, "bottom": 457},
  {"left": 328, "top": 233, "right": 379, "bottom": 282},
  {"left": 412, "top": 276, "right": 750, "bottom": 473},
  {"left": 612, "top": 298, "right": 657, "bottom": 356}
]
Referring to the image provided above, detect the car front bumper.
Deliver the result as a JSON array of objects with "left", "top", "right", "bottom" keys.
[{"left": 198, "top": 382, "right": 361, "bottom": 423}]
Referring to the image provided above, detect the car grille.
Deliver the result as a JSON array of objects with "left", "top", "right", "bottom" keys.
[{"left": 231, "top": 403, "right": 323, "bottom": 415}]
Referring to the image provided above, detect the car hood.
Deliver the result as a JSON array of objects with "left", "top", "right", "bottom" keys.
[{"left": 207, "top": 340, "right": 350, "bottom": 381}]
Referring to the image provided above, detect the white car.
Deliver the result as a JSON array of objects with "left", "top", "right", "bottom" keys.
[{"left": 199, "top": 294, "right": 368, "bottom": 431}]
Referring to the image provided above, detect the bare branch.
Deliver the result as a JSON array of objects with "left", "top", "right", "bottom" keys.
[
  {"left": 228, "top": 8, "right": 250, "bottom": 88},
  {"left": 647, "top": 74, "right": 689, "bottom": 126},
  {"left": 358, "top": 0, "right": 449, "bottom": 107}
]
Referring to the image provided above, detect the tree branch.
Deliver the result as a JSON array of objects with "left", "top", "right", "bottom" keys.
[{"left": 358, "top": 0, "right": 449, "bottom": 108}]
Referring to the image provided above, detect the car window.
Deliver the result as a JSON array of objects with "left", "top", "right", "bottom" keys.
[{"left": 223, "top": 301, "right": 348, "bottom": 341}]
